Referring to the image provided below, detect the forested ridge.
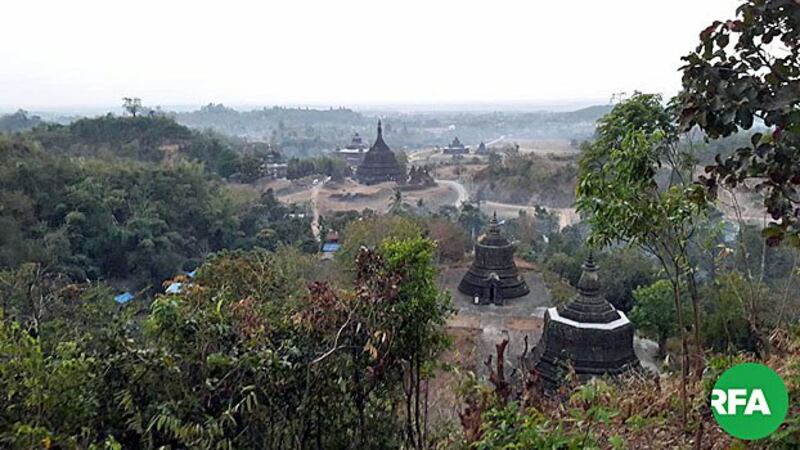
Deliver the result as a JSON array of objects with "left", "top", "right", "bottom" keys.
[
  {"left": 169, "top": 103, "right": 611, "bottom": 153},
  {"left": 0, "top": 131, "right": 314, "bottom": 290}
]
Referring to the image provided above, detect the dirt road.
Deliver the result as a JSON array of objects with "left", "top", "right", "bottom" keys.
[
  {"left": 437, "top": 178, "right": 579, "bottom": 229},
  {"left": 310, "top": 182, "right": 323, "bottom": 241},
  {"left": 435, "top": 179, "right": 469, "bottom": 207},
  {"left": 482, "top": 201, "right": 579, "bottom": 229}
]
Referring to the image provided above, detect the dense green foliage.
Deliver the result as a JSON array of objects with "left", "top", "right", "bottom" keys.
[
  {"left": 0, "top": 137, "right": 312, "bottom": 288},
  {"left": 0, "top": 237, "right": 452, "bottom": 449},
  {"left": 630, "top": 280, "right": 690, "bottom": 355},
  {"left": 24, "top": 115, "right": 246, "bottom": 178},
  {"left": 235, "top": 189, "right": 317, "bottom": 253},
  {"left": 473, "top": 153, "right": 577, "bottom": 207},
  {"left": 541, "top": 224, "right": 658, "bottom": 312},
  {"left": 336, "top": 215, "right": 423, "bottom": 272}
]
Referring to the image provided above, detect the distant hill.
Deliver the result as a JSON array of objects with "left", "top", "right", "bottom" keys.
[
  {"left": 174, "top": 104, "right": 370, "bottom": 139},
  {"left": 13, "top": 115, "right": 247, "bottom": 178},
  {"left": 1, "top": 103, "right": 614, "bottom": 161},
  {"left": 562, "top": 104, "right": 613, "bottom": 121},
  {"left": 170, "top": 103, "right": 612, "bottom": 154}
]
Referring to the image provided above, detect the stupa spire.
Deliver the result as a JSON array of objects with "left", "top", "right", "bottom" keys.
[
  {"left": 531, "top": 257, "right": 640, "bottom": 393},
  {"left": 576, "top": 254, "right": 601, "bottom": 297}
]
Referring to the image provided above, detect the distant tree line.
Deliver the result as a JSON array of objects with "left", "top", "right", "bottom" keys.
[
  {"left": 1, "top": 112, "right": 296, "bottom": 184},
  {"left": 286, "top": 155, "right": 350, "bottom": 180},
  {"left": 0, "top": 109, "right": 43, "bottom": 133}
]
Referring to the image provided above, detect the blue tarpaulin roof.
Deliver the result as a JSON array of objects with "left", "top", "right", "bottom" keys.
[
  {"left": 114, "top": 292, "right": 134, "bottom": 304},
  {"left": 165, "top": 282, "right": 183, "bottom": 294},
  {"left": 322, "top": 243, "right": 341, "bottom": 253}
]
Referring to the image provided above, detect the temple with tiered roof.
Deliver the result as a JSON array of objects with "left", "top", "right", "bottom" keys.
[
  {"left": 333, "top": 132, "right": 370, "bottom": 166},
  {"left": 356, "top": 121, "right": 405, "bottom": 185},
  {"left": 458, "top": 212, "right": 529, "bottom": 305},
  {"left": 443, "top": 136, "right": 469, "bottom": 155},
  {"left": 531, "top": 255, "right": 640, "bottom": 392}
]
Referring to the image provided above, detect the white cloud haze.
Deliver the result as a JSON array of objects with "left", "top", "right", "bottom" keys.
[{"left": 0, "top": 0, "right": 742, "bottom": 109}]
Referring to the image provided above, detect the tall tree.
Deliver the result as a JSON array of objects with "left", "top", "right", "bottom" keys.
[
  {"left": 576, "top": 93, "right": 709, "bottom": 426},
  {"left": 122, "top": 97, "right": 143, "bottom": 117}
]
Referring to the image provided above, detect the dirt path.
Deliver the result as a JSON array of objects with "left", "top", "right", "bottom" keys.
[
  {"left": 436, "top": 178, "right": 579, "bottom": 229},
  {"left": 482, "top": 201, "right": 578, "bottom": 229},
  {"left": 310, "top": 182, "right": 323, "bottom": 241},
  {"left": 435, "top": 179, "right": 469, "bottom": 207}
]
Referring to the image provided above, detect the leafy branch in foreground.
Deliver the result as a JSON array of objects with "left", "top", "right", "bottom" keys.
[{"left": 677, "top": 0, "right": 800, "bottom": 247}]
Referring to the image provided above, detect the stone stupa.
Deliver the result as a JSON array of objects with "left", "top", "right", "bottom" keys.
[
  {"left": 356, "top": 120, "right": 405, "bottom": 185},
  {"left": 458, "top": 212, "right": 529, "bottom": 305},
  {"left": 531, "top": 255, "right": 640, "bottom": 392}
]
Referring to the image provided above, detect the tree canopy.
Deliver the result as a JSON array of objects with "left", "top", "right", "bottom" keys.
[{"left": 677, "top": 0, "right": 800, "bottom": 247}]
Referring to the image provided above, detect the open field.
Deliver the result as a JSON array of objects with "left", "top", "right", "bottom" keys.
[
  {"left": 274, "top": 178, "right": 458, "bottom": 215},
  {"left": 265, "top": 176, "right": 581, "bottom": 230},
  {"left": 498, "top": 138, "right": 579, "bottom": 155}
]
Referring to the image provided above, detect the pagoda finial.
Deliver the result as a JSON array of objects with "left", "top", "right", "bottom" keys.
[
  {"left": 577, "top": 255, "right": 600, "bottom": 296},
  {"left": 489, "top": 211, "right": 499, "bottom": 227},
  {"left": 487, "top": 211, "right": 500, "bottom": 235},
  {"left": 377, "top": 119, "right": 382, "bottom": 137}
]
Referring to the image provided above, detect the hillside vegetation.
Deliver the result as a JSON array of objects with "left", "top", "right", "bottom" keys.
[
  {"left": 0, "top": 136, "right": 314, "bottom": 289},
  {"left": 472, "top": 152, "right": 578, "bottom": 207}
]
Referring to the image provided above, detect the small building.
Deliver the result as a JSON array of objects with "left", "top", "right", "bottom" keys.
[
  {"left": 322, "top": 242, "right": 341, "bottom": 253},
  {"left": 356, "top": 121, "right": 405, "bottom": 185},
  {"left": 321, "top": 230, "right": 341, "bottom": 260},
  {"left": 114, "top": 292, "right": 134, "bottom": 304},
  {"left": 531, "top": 256, "right": 640, "bottom": 393},
  {"left": 443, "top": 137, "right": 470, "bottom": 155},
  {"left": 265, "top": 163, "right": 288, "bottom": 179},
  {"left": 458, "top": 212, "right": 529, "bottom": 305},
  {"left": 333, "top": 132, "right": 370, "bottom": 166},
  {"left": 475, "top": 141, "right": 489, "bottom": 155},
  {"left": 322, "top": 230, "right": 341, "bottom": 253}
]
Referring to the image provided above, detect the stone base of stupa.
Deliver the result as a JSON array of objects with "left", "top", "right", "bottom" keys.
[
  {"left": 439, "top": 266, "right": 552, "bottom": 377},
  {"left": 531, "top": 307, "right": 641, "bottom": 392}
]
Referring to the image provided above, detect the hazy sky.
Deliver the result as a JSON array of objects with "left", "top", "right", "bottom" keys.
[{"left": 1, "top": 0, "right": 742, "bottom": 110}]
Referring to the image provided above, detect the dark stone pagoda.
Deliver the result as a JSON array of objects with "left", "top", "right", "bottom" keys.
[
  {"left": 443, "top": 137, "right": 469, "bottom": 155},
  {"left": 475, "top": 141, "right": 489, "bottom": 154},
  {"left": 531, "top": 255, "right": 639, "bottom": 392},
  {"left": 458, "top": 212, "right": 529, "bottom": 305},
  {"left": 356, "top": 121, "right": 405, "bottom": 185}
]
